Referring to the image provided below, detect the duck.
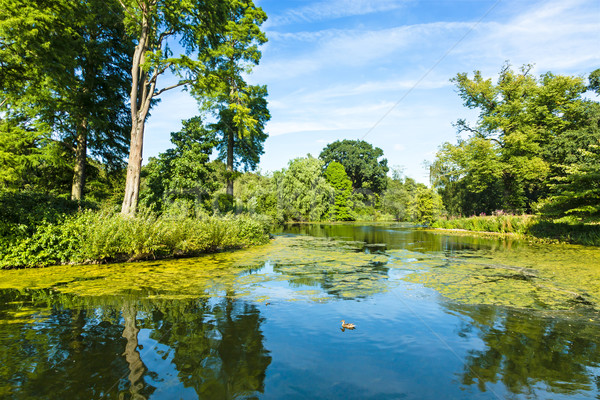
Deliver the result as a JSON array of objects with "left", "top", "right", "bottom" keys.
[{"left": 341, "top": 320, "right": 356, "bottom": 330}]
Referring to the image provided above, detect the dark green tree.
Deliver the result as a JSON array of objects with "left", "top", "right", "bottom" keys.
[
  {"left": 319, "top": 139, "right": 389, "bottom": 194},
  {"left": 0, "top": 0, "right": 133, "bottom": 200},
  {"left": 139, "top": 117, "right": 217, "bottom": 214}
]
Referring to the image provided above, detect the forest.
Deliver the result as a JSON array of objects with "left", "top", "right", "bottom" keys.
[{"left": 1, "top": 1, "right": 599, "bottom": 268}]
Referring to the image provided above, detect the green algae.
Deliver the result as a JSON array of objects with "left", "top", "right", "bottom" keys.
[
  {"left": 388, "top": 241, "right": 600, "bottom": 311},
  {"left": 1, "top": 229, "right": 599, "bottom": 311},
  {"left": 0, "top": 235, "right": 391, "bottom": 303}
]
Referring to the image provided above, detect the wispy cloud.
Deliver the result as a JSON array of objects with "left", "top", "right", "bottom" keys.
[{"left": 266, "top": 0, "right": 408, "bottom": 27}]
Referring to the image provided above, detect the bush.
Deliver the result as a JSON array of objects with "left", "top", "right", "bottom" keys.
[{"left": 0, "top": 210, "right": 272, "bottom": 268}]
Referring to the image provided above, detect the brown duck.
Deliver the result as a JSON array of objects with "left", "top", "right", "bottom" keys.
[{"left": 341, "top": 320, "right": 356, "bottom": 330}]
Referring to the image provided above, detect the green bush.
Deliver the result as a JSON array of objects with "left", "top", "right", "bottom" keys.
[{"left": 0, "top": 210, "right": 271, "bottom": 269}]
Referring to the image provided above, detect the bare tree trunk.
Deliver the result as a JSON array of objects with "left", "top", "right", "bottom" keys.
[
  {"left": 226, "top": 128, "right": 234, "bottom": 197},
  {"left": 71, "top": 118, "right": 88, "bottom": 201}
]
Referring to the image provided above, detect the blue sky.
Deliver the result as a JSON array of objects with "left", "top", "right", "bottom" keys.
[{"left": 144, "top": 0, "right": 600, "bottom": 183}]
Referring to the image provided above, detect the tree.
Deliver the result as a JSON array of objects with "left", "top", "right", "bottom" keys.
[
  {"left": 204, "top": 1, "right": 269, "bottom": 198},
  {"left": 434, "top": 63, "right": 591, "bottom": 214},
  {"left": 0, "top": 0, "right": 132, "bottom": 200},
  {"left": 211, "top": 85, "right": 270, "bottom": 197},
  {"left": 139, "top": 117, "right": 217, "bottom": 214},
  {"left": 319, "top": 139, "right": 389, "bottom": 194},
  {"left": 276, "top": 156, "right": 333, "bottom": 221},
  {"left": 414, "top": 186, "right": 443, "bottom": 225},
  {"left": 117, "top": 0, "right": 232, "bottom": 215},
  {"left": 537, "top": 101, "right": 600, "bottom": 220},
  {"left": 382, "top": 168, "right": 412, "bottom": 221},
  {"left": 324, "top": 161, "right": 354, "bottom": 221}
]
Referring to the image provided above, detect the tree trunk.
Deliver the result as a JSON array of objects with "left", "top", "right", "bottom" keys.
[
  {"left": 121, "top": 9, "right": 152, "bottom": 216},
  {"left": 71, "top": 118, "right": 88, "bottom": 201},
  {"left": 121, "top": 120, "right": 145, "bottom": 215},
  {"left": 121, "top": 304, "right": 146, "bottom": 400},
  {"left": 226, "top": 128, "right": 234, "bottom": 197}
]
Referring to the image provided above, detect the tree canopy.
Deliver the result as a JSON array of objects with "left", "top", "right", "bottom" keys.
[
  {"left": 431, "top": 63, "right": 596, "bottom": 216},
  {"left": 319, "top": 139, "right": 389, "bottom": 194}
]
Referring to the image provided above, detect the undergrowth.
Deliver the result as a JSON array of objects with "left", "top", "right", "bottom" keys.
[
  {"left": 432, "top": 215, "right": 600, "bottom": 246},
  {"left": 0, "top": 210, "right": 272, "bottom": 268}
]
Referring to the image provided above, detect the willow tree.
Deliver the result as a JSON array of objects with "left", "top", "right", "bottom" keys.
[
  {"left": 117, "top": 0, "right": 231, "bottom": 215},
  {"left": 204, "top": 0, "right": 269, "bottom": 197}
]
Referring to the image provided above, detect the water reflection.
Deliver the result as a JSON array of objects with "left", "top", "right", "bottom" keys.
[
  {"left": 0, "top": 290, "right": 270, "bottom": 399},
  {"left": 446, "top": 302, "right": 600, "bottom": 397},
  {"left": 0, "top": 224, "right": 599, "bottom": 399}
]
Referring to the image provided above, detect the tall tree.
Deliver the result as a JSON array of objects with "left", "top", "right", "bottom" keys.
[
  {"left": 204, "top": 0, "right": 269, "bottom": 197},
  {"left": 319, "top": 139, "right": 389, "bottom": 194},
  {"left": 117, "top": 0, "right": 230, "bottom": 215},
  {"left": 434, "top": 63, "right": 590, "bottom": 214},
  {"left": 0, "top": 0, "right": 132, "bottom": 200}
]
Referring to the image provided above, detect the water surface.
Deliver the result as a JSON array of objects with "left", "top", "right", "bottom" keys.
[{"left": 1, "top": 224, "right": 599, "bottom": 399}]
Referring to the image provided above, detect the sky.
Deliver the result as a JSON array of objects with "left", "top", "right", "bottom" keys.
[{"left": 144, "top": 0, "right": 600, "bottom": 184}]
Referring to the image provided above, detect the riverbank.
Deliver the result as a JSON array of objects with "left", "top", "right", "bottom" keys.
[
  {"left": 0, "top": 210, "right": 272, "bottom": 269},
  {"left": 431, "top": 215, "right": 600, "bottom": 246}
]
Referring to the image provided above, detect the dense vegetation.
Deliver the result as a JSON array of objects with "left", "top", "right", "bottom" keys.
[
  {"left": 1, "top": 1, "right": 599, "bottom": 268},
  {"left": 431, "top": 64, "right": 600, "bottom": 221}
]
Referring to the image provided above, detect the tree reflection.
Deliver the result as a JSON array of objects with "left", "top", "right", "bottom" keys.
[
  {"left": 448, "top": 303, "right": 600, "bottom": 397},
  {"left": 0, "top": 289, "right": 272, "bottom": 399},
  {"left": 0, "top": 289, "right": 138, "bottom": 399},
  {"left": 120, "top": 303, "right": 148, "bottom": 400},
  {"left": 151, "top": 295, "right": 271, "bottom": 399}
]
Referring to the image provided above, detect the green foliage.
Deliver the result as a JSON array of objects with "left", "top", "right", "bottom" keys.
[
  {"left": 234, "top": 173, "right": 279, "bottom": 220},
  {"left": 324, "top": 162, "right": 354, "bottom": 221},
  {"left": 414, "top": 187, "right": 443, "bottom": 225},
  {"left": 432, "top": 214, "right": 536, "bottom": 234},
  {"left": 433, "top": 63, "right": 596, "bottom": 216},
  {"left": 0, "top": 211, "right": 271, "bottom": 268},
  {"left": 319, "top": 139, "right": 389, "bottom": 194},
  {"left": 0, "top": 0, "right": 132, "bottom": 197},
  {"left": 432, "top": 214, "right": 600, "bottom": 246},
  {"left": 139, "top": 117, "right": 218, "bottom": 214},
  {"left": 537, "top": 102, "right": 600, "bottom": 220},
  {"left": 277, "top": 156, "right": 333, "bottom": 221}
]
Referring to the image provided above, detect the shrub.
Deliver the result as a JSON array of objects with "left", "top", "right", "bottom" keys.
[{"left": 0, "top": 210, "right": 271, "bottom": 269}]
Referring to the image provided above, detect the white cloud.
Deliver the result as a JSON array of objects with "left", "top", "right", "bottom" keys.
[{"left": 266, "top": 0, "right": 408, "bottom": 27}]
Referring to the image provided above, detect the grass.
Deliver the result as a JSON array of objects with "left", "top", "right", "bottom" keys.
[
  {"left": 0, "top": 210, "right": 272, "bottom": 269},
  {"left": 431, "top": 214, "right": 600, "bottom": 246}
]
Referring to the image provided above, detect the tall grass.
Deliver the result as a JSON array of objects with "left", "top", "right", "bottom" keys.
[
  {"left": 0, "top": 210, "right": 272, "bottom": 268},
  {"left": 431, "top": 214, "right": 600, "bottom": 246}
]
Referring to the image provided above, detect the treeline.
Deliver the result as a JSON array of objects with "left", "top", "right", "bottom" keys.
[
  {"left": 139, "top": 136, "right": 443, "bottom": 224},
  {"left": 1, "top": 0, "right": 269, "bottom": 214},
  {"left": 431, "top": 64, "right": 600, "bottom": 222}
]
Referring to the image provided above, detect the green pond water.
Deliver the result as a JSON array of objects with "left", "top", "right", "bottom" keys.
[{"left": 1, "top": 223, "right": 599, "bottom": 399}]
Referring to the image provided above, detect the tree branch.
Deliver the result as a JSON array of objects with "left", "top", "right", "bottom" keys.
[
  {"left": 116, "top": 0, "right": 136, "bottom": 20},
  {"left": 155, "top": 80, "right": 189, "bottom": 96}
]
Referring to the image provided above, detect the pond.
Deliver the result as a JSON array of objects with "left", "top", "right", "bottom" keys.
[{"left": 1, "top": 223, "right": 599, "bottom": 399}]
